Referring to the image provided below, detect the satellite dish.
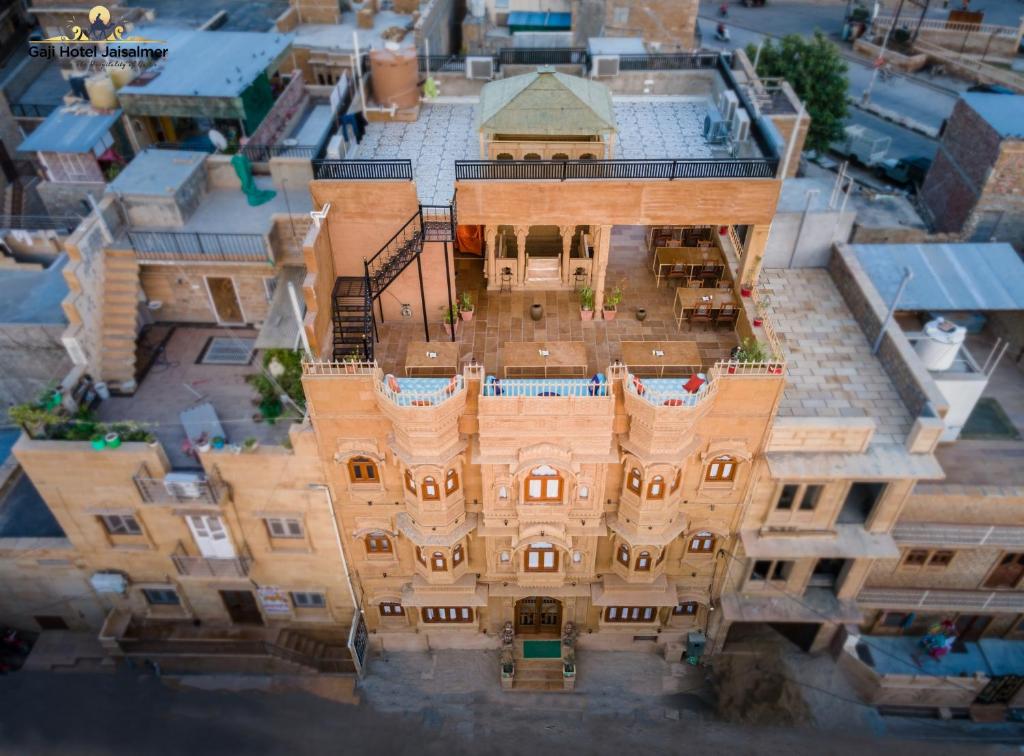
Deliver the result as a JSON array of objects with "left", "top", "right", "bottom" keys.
[{"left": 208, "top": 129, "right": 228, "bottom": 152}]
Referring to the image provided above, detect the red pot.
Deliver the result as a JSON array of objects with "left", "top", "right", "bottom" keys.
[
  {"left": 719, "top": 226, "right": 728, "bottom": 235},
  {"left": 727, "top": 365, "right": 736, "bottom": 374},
  {"left": 753, "top": 317, "right": 763, "bottom": 327},
  {"left": 741, "top": 286, "right": 753, "bottom": 298}
]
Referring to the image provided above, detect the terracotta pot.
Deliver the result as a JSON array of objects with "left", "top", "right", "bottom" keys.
[
  {"left": 753, "top": 317, "right": 763, "bottom": 327},
  {"left": 603, "top": 307, "right": 617, "bottom": 321},
  {"left": 460, "top": 309, "right": 474, "bottom": 322},
  {"left": 636, "top": 308, "right": 647, "bottom": 322},
  {"left": 580, "top": 308, "right": 594, "bottom": 321},
  {"left": 727, "top": 365, "right": 737, "bottom": 374},
  {"left": 530, "top": 304, "right": 543, "bottom": 321},
  {"left": 741, "top": 286, "right": 753, "bottom": 298},
  {"left": 719, "top": 226, "right": 728, "bottom": 235}
]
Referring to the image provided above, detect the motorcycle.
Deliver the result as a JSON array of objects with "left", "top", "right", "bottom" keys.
[
  {"left": 715, "top": 23, "right": 731, "bottom": 42},
  {"left": 719, "top": 2, "right": 729, "bottom": 16},
  {"left": 2, "top": 629, "right": 30, "bottom": 655}
]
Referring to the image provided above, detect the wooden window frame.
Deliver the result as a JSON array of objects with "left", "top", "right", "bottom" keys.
[
  {"left": 673, "top": 601, "right": 699, "bottom": 616},
  {"left": 142, "top": 587, "right": 180, "bottom": 606},
  {"left": 379, "top": 601, "right": 405, "bottom": 617},
  {"left": 365, "top": 532, "right": 393, "bottom": 555},
  {"left": 984, "top": 552, "right": 1024, "bottom": 589},
  {"left": 617, "top": 543, "right": 631, "bottom": 566},
  {"left": 704, "top": 455, "right": 736, "bottom": 483},
  {"left": 348, "top": 456, "right": 378, "bottom": 484},
  {"left": 452, "top": 543, "right": 464, "bottom": 567},
  {"left": 604, "top": 606, "right": 657, "bottom": 624},
  {"left": 749, "top": 559, "right": 794, "bottom": 583},
  {"left": 901, "top": 548, "right": 956, "bottom": 570},
  {"left": 291, "top": 591, "right": 326, "bottom": 609},
  {"left": 635, "top": 551, "right": 652, "bottom": 571},
  {"left": 445, "top": 469, "right": 460, "bottom": 495},
  {"left": 688, "top": 531, "right": 716, "bottom": 554},
  {"left": 647, "top": 476, "right": 665, "bottom": 500},
  {"left": 421, "top": 476, "right": 440, "bottom": 501},
  {"left": 524, "top": 469, "right": 564, "bottom": 504},
  {"left": 101, "top": 514, "right": 142, "bottom": 536},
  {"left": 775, "top": 484, "right": 799, "bottom": 511},
  {"left": 524, "top": 543, "right": 559, "bottom": 573},
  {"left": 431, "top": 551, "right": 447, "bottom": 572},
  {"left": 626, "top": 467, "right": 643, "bottom": 494},
  {"left": 264, "top": 516, "right": 304, "bottom": 539},
  {"left": 420, "top": 606, "right": 474, "bottom": 624}
]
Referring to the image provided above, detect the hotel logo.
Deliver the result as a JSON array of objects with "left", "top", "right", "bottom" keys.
[{"left": 32, "top": 5, "right": 168, "bottom": 61}]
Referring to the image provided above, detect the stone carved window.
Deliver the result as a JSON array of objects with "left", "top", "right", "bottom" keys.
[
  {"left": 422, "top": 476, "right": 440, "bottom": 501},
  {"left": 617, "top": 543, "right": 631, "bottom": 566},
  {"left": 365, "top": 532, "right": 392, "bottom": 554},
  {"left": 431, "top": 551, "right": 447, "bottom": 571},
  {"left": 636, "top": 551, "right": 652, "bottom": 571},
  {"left": 348, "top": 456, "right": 378, "bottom": 483},
  {"left": 524, "top": 465, "right": 563, "bottom": 504},
  {"left": 705, "top": 455, "right": 736, "bottom": 482},
  {"left": 688, "top": 531, "right": 716, "bottom": 554},
  {"left": 524, "top": 542, "right": 558, "bottom": 572},
  {"left": 452, "top": 543, "right": 464, "bottom": 566},
  {"left": 647, "top": 476, "right": 665, "bottom": 500},
  {"left": 627, "top": 467, "right": 643, "bottom": 494}
]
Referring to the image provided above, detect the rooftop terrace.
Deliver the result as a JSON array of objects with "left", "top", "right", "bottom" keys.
[{"left": 764, "top": 267, "right": 913, "bottom": 445}]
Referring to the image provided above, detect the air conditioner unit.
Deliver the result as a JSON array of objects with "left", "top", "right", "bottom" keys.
[
  {"left": 466, "top": 56, "right": 495, "bottom": 80},
  {"left": 717, "top": 90, "right": 739, "bottom": 124},
  {"left": 703, "top": 114, "right": 728, "bottom": 143},
  {"left": 591, "top": 55, "right": 620, "bottom": 78},
  {"left": 164, "top": 471, "right": 204, "bottom": 499},
  {"left": 732, "top": 109, "right": 751, "bottom": 143}
]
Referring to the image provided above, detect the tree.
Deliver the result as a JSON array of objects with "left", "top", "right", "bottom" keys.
[{"left": 746, "top": 32, "right": 849, "bottom": 155}]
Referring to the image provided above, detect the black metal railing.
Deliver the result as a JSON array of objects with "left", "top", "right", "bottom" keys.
[
  {"left": 313, "top": 159, "right": 413, "bottom": 181},
  {"left": 454, "top": 158, "right": 779, "bottom": 181},
  {"left": 0, "top": 213, "right": 83, "bottom": 232},
  {"left": 125, "top": 230, "right": 270, "bottom": 262},
  {"left": 618, "top": 52, "right": 719, "bottom": 71},
  {"left": 497, "top": 47, "right": 588, "bottom": 67},
  {"left": 241, "top": 143, "right": 318, "bottom": 161},
  {"left": 420, "top": 204, "right": 456, "bottom": 242},
  {"left": 365, "top": 211, "right": 424, "bottom": 296},
  {"left": 133, "top": 464, "right": 228, "bottom": 506},
  {"left": 10, "top": 102, "right": 56, "bottom": 118},
  {"left": 716, "top": 55, "right": 781, "bottom": 162},
  {"left": 418, "top": 54, "right": 466, "bottom": 73}
]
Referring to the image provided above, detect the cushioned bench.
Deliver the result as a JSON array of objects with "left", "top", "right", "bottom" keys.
[
  {"left": 383, "top": 376, "right": 462, "bottom": 406},
  {"left": 629, "top": 374, "right": 710, "bottom": 406},
  {"left": 483, "top": 374, "right": 608, "bottom": 397}
]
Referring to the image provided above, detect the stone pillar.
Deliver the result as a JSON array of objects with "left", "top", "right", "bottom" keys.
[
  {"left": 559, "top": 224, "right": 574, "bottom": 284},
  {"left": 484, "top": 225, "right": 498, "bottom": 288},
  {"left": 514, "top": 225, "right": 529, "bottom": 285},
  {"left": 738, "top": 223, "right": 771, "bottom": 291},
  {"left": 592, "top": 225, "right": 612, "bottom": 313}
]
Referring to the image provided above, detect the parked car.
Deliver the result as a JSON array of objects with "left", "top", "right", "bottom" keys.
[
  {"left": 832, "top": 125, "right": 891, "bottom": 167},
  {"left": 875, "top": 156, "right": 933, "bottom": 187}
]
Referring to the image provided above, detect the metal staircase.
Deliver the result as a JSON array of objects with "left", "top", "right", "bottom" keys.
[{"left": 332, "top": 202, "right": 456, "bottom": 361}]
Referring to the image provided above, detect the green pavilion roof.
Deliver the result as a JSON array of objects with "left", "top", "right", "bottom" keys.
[{"left": 477, "top": 67, "right": 616, "bottom": 137}]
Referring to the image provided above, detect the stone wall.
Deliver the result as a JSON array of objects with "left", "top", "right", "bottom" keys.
[
  {"left": 766, "top": 417, "right": 875, "bottom": 453},
  {"left": 0, "top": 324, "right": 71, "bottom": 406},
  {"left": 37, "top": 181, "right": 106, "bottom": 219},
  {"left": 139, "top": 263, "right": 274, "bottom": 324},
  {"left": 602, "top": 0, "right": 699, "bottom": 51}
]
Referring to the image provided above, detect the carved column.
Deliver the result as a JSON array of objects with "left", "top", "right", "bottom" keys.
[
  {"left": 514, "top": 225, "right": 529, "bottom": 285},
  {"left": 738, "top": 223, "right": 771, "bottom": 290},
  {"left": 592, "top": 225, "right": 612, "bottom": 312},
  {"left": 485, "top": 225, "right": 499, "bottom": 288},
  {"left": 559, "top": 224, "right": 574, "bottom": 285}
]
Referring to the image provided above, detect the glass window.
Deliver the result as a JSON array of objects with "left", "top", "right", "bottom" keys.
[
  {"left": 101, "top": 514, "right": 142, "bottom": 536},
  {"left": 636, "top": 551, "right": 651, "bottom": 571},
  {"left": 524, "top": 542, "right": 558, "bottom": 572},
  {"left": 578, "top": 485, "right": 589, "bottom": 500},
  {"left": 647, "top": 476, "right": 664, "bottom": 500},
  {"left": 445, "top": 469, "right": 459, "bottom": 494},
  {"left": 604, "top": 606, "right": 657, "bottom": 623},
  {"left": 431, "top": 551, "right": 447, "bottom": 571},
  {"left": 800, "top": 485, "right": 823, "bottom": 511},
  {"left": 627, "top": 467, "right": 642, "bottom": 494},
  {"left": 524, "top": 466, "right": 563, "bottom": 504},
  {"left": 421, "top": 607, "right": 473, "bottom": 624},
  {"left": 617, "top": 544, "right": 630, "bottom": 566},
  {"left": 674, "top": 601, "right": 698, "bottom": 616},
  {"left": 380, "top": 602, "right": 405, "bottom": 616},
  {"left": 452, "top": 544, "right": 464, "bottom": 566},
  {"left": 422, "top": 477, "right": 440, "bottom": 501},
  {"left": 688, "top": 531, "right": 715, "bottom": 554},
  {"left": 143, "top": 588, "right": 179, "bottom": 606},
  {"left": 499, "top": 550, "right": 511, "bottom": 563},
  {"left": 902, "top": 549, "right": 929, "bottom": 567},
  {"left": 498, "top": 485, "right": 509, "bottom": 501},
  {"left": 265, "top": 517, "right": 303, "bottom": 539},
  {"left": 291, "top": 591, "right": 326, "bottom": 608},
  {"left": 365, "top": 532, "right": 392, "bottom": 554},
  {"left": 705, "top": 455, "right": 736, "bottom": 482},
  {"left": 776, "top": 484, "right": 798, "bottom": 510},
  {"left": 348, "top": 456, "right": 378, "bottom": 483}
]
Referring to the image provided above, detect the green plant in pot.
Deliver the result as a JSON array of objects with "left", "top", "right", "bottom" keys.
[
  {"left": 7, "top": 403, "right": 63, "bottom": 439},
  {"left": 603, "top": 285, "right": 622, "bottom": 321},
  {"left": 458, "top": 291, "right": 474, "bottom": 322},
  {"left": 247, "top": 349, "right": 305, "bottom": 426},
  {"left": 579, "top": 286, "right": 595, "bottom": 321},
  {"left": 441, "top": 304, "right": 459, "bottom": 337},
  {"left": 731, "top": 338, "right": 768, "bottom": 373},
  {"left": 242, "top": 436, "right": 259, "bottom": 453}
]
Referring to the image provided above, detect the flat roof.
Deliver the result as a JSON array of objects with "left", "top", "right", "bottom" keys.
[
  {"left": 615, "top": 98, "right": 716, "bottom": 159},
  {"left": 290, "top": 10, "right": 417, "bottom": 52},
  {"left": 508, "top": 11, "right": 572, "bottom": 29},
  {"left": 588, "top": 37, "right": 647, "bottom": 56},
  {"left": 17, "top": 105, "right": 121, "bottom": 154},
  {"left": 961, "top": 92, "right": 1024, "bottom": 139},
  {"left": 0, "top": 256, "right": 68, "bottom": 324},
  {"left": 765, "top": 267, "right": 913, "bottom": 445},
  {"left": 107, "top": 149, "right": 205, "bottom": 196},
  {"left": 117, "top": 27, "right": 293, "bottom": 99},
  {"left": 850, "top": 242, "right": 1024, "bottom": 311}
]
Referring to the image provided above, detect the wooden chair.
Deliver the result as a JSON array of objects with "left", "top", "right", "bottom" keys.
[
  {"left": 688, "top": 304, "right": 713, "bottom": 331},
  {"left": 718, "top": 281, "right": 732, "bottom": 291},
  {"left": 665, "top": 264, "right": 687, "bottom": 287},
  {"left": 715, "top": 303, "right": 738, "bottom": 331},
  {"left": 500, "top": 267, "right": 513, "bottom": 293},
  {"left": 687, "top": 279, "right": 703, "bottom": 289},
  {"left": 699, "top": 268, "right": 719, "bottom": 288}
]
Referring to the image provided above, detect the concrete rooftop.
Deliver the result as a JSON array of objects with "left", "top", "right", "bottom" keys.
[
  {"left": 0, "top": 256, "right": 68, "bottom": 325},
  {"left": 290, "top": 9, "right": 419, "bottom": 52},
  {"left": 108, "top": 149, "right": 206, "bottom": 197},
  {"left": 764, "top": 267, "right": 913, "bottom": 445},
  {"left": 176, "top": 177, "right": 312, "bottom": 235}
]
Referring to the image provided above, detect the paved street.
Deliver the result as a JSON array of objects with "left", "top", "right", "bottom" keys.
[{"left": 0, "top": 650, "right": 1021, "bottom": 755}]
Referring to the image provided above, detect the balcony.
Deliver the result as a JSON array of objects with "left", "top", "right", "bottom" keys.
[
  {"left": 121, "top": 230, "right": 273, "bottom": 263},
  {"left": 375, "top": 374, "right": 470, "bottom": 462},
  {"left": 133, "top": 463, "right": 227, "bottom": 507},
  {"left": 171, "top": 541, "right": 252, "bottom": 578}
]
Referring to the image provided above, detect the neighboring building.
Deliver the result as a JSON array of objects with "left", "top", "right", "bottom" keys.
[{"left": 918, "top": 92, "right": 1024, "bottom": 249}]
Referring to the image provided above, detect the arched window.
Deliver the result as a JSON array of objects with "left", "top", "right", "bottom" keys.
[
  {"left": 422, "top": 476, "right": 440, "bottom": 501},
  {"left": 445, "top": 469, "right": 460, "bottom": 494},
  {"left": 365, "top": 532, "right": 392, "bottom": 554},
  {"left": 627, "top": 467, "right": 643, "bottom": 494},
  {"left": 647, "top": 476, "right": 665, "bottom": 500},
  {"left": 578, "top": 484, "right": 590, "bottom": 500},
  {"left": 689, "top": 531, "right": 716, "bottom": 554},
  {"left": 498, "top": 485, "right": 509, "bottom": 501},
  {"left": 348, "top": 456, "right": 378, "bottom": 483},
  {"left": 524, "top": 542, "right": 558, "bottom": 572},
  {"left": 617, "top": 544, "right": 631, "bottom": 566},
  {"left": 523, "top": 152, "right": 541, "bottom": 161},
  {"left": 552, "top": 152, "right": 569, "bottom": 160},
  {"left": 524, "top": 465, "right": 563, "bottom": 504},
  {"left": 452, "top": 543, "right": 464, "bottom": 566},
  {"left": 705, "top": 455, "right": 737, "bottom": 482},
  {"left": 673, "top": 601, "right": 699, "bottom": 616},
  {"left": 416, "top": 545, "right": 427, "bottom": 565},
  {"left": 405, "top": 470, "right": 416, "bottom": 493},
  {"left": 431, "top": 551, "right": 447, "bottom": 571},
  {"left": 496, "top": 152, "right": 513, "bottom": 160},
  {"left": 671, "top": 469, "right": 681, "bottom": 493},
  {"left": 636, "top": 551, "right": 652, "bottom": 571},
  {"left": 379, "top": 601, "right": 405, "bottom": 617}
]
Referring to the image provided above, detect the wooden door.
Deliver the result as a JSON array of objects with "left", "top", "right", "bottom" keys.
[
  {"left": 515, "top": 596, "right": 561, "bottom": 635},
  {"left": 205, "top": 276, "right": 244, "bottom": 324},
  {"left": 220, "top": 590, "right": 263, "bottom": 625},
  {"left": 984, "top": 552, "right": 1024, "bottom": 589}
]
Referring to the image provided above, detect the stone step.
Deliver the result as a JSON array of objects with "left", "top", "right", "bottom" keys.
[{"left": 527, "top": 258, "right": 560, "bottom": 271}]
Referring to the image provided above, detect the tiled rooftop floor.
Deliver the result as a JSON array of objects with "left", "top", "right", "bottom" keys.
[
  {"left": 373, "top": 226, "right": 738, "bottom": 377},
  {"left": 764, "top": 268, "right": 913, "bottom": 445},
  {"left": 613, "top": 99, "right": 713, "bottom": 159}
]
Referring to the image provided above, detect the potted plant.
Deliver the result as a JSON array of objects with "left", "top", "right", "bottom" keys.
[
  {"left": 145, "top": 433, "right": 159, "bottom": 448},
  {"left": 211, "top": 435, "right": 226, "bottom": 450},
  {"left": 752, "top": 301, "right": 766, "bottom": 328},
  {"left": 441, "top": 304, "right": 459, "bottom": 338},
  {"left": 603, "top": 285, "right": 622, "bottom": 321},
  {"left": 500, "top": 646, "right": 515, "bottom": 689},
  {"left": 104, "top": 432, "right": 122, "bottom": 449},
  {"left": 242, "top": 436, "right": 259, "bottom": 453},
  {"left": 562, "top": 647, "right": 576, "bottom": 689},
  {"left": 734, "top": 338, "right": 768, "bottom": 366},
  {"left": 740, "top": 281, "right": 754, "bottom": 298},
  {"left": 90, "top": 433, "right": 106, "bottom": 451},
  {"left": 636, "top": 307, "right": 647, "bottom": 322},
  {"left": 458, "top": 291, "right": 474, "bottom": 322},
  {"left": 7, "top": 403, "right": 63, "bottom": 439},
  {"left": 579, "top": 286, "right": 595, "bottom": 321},
  {"left": 530, "top": 303, "right": 544, "bottom": 321}
]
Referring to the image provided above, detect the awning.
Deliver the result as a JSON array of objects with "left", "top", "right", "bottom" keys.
[
  {"left": 741, "top": 525, "right": 899, "bottom": 559},
  {"left": 255, "top": 267, "right": 305, "bottom": 350},
  {"left": 721, "top": 587, "right": 863, "bottom": 624},
  {"left": 508, "top": 11, "right": 572, "bottom": 31},
  {"left": 18, "top": 106, "right": 121, "bottom": 154},
  {"left": 850, "top": 242, "right": 1024, "bottom": 311},
  {"left": 606, "top": 513, "right": 688, "bottom": 548},
  {"left": 395, "top": 512, "right": 478, "bottom": 547},
  {"left": 591, "top": 574, "right": 679, "bottom": 607},
  {"left": 766, "top": 444, "right": 944, "bottom": 481},
  {"left": 400, "top": 574, "right": 488, "bottom": 607}
]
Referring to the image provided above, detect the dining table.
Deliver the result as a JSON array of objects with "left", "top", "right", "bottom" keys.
[
  {"left": 405, "top": 341, "right": 460, "bottom": 376},
  {"left": 652, "top": 246, "right": 723, "bottom": 287},
  {"left": 620, "top": 341, "right": 702, "bottom": 377},
  {"left": 673, "top": 289, "right": 739, "bottom": 329},
  {"left": 503, "top": 341, "right": 588, "bottom": 378}
]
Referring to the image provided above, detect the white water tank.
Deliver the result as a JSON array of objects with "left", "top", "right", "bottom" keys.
[
  {"left": 914, "top": 318, "right": 967, "bottom": 371},
  {"left": 469, "top": 0, "right": 485, "bottom": 16}
]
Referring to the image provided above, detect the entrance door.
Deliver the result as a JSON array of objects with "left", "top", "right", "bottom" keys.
[
  {"left": 219, "top": 590, "right": 263, "bottom": 625},
  {"left": 984, "top": 552, "right": 1024, "bottom": 589},
  {"left": 515, "top": 596, "right": 561, "bottom": 635},
  {"left": 186, "top": 514, "right": 236, "bottom": 559},
  {"left": 205, "top": 277, "right": 244, "bottom": 324}
]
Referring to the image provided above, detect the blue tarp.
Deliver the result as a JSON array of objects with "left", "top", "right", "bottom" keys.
[
  {"left": 507, "top": 11, "right": 572, "bottom": 30},
  {"left": 850, "top": 242, "right": 1024, "bottom": 312},
  {"left": 17, "top": 107, "right": 121, "bottom": 154}
]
